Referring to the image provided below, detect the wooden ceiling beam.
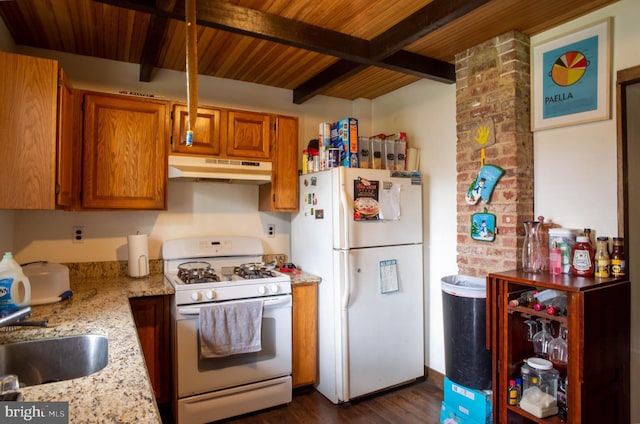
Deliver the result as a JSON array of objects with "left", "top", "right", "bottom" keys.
[
  {"left": 293, "top": 0, "right": 487, "bottom": 103},
  {"left": 369, "top": 0, "right": 491, "bottom": 60},
  {"left": 293, "top": 61, "right": 367, "bottom": 105},
  {"left": 94, "top": 0, "right": 449, "bottom": 79},
  {"left": 94, "top": 0, "right": 485, "bottom": 102}
]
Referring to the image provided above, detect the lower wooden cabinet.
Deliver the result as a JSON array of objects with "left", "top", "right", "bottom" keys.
[
  {"left": 130, "top": 295, "right": 171, "bottom": 404},
  {"left": 292, "top": 282, "right": 318, "bottom": 388}
]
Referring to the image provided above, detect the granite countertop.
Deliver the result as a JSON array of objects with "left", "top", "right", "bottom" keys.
[
  {"left": 290, "top": 271, "right": 322, "bottom": 284},
  {"left": 0, "top": 273, "right": 174, "bottom": 423},
  {"left": 0, "top": 257, "right": 319, "bottom": 423}
]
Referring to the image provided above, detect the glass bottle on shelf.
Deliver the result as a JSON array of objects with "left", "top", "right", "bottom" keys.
[
  {"left": 522, "top": 221, "right": 543, "bottom": 273},
  {"left": 611, "top": 237, "right": 626, "bottom": 277},
  {"left": 594, "top": 236, "right": 611, "bottom": 278},
  {"left": 571, "top": 236, "right": 594, "bottom": 276}
]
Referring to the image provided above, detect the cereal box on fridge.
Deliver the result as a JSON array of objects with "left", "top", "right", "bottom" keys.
[{"left": 334, "top": 118, "right": 358, "bottom": 167}]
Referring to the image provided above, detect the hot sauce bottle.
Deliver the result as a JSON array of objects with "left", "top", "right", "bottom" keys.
[{"left": 571, "top": 236, "right": 594, "bottom": 277}]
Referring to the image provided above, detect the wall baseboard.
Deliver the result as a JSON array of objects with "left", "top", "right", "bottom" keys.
[{"left": 425, "top": 366, "right": 445, "bottom": 390}]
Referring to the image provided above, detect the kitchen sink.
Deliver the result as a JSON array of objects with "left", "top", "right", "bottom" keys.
[{"left": 0, "top": 334, "right": 108, "bottom": 387}]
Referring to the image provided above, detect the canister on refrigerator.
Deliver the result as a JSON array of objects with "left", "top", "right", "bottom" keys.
[
  {"left": 384, "top": 140, "right": 396, "bottom": 170},
  {"left": 359, "top": 136, "right": 371, "bottom": 168},
  {"left": 395, "top": 140, "right": 406, "bottom": 171},
  {"left": 371, "top": 138, "right": 383, "bottom": 169}
]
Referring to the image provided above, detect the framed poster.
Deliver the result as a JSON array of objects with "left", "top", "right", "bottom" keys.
[{"left": 531, "top": 18, "right": 611, "bottom": 131}]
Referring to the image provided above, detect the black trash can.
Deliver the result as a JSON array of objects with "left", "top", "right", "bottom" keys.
[{"left": 441, "top": 275, "right": 492, "bottom": 390}]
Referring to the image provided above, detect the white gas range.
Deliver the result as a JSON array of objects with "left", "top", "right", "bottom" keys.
[{"left": 162, "top": 236, "right": 293, "bottom": 424}]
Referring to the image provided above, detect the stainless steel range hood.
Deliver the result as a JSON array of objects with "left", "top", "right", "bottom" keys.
[{"left": 168, "top": 155, "right": 272, "bottom": 184}]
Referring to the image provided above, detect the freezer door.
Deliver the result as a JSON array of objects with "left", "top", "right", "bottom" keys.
[
  {"left": 337, "top": 243, "right": 424, "bottom": 400},
  {"left": 291, "top": 171, "right": 335, "bottom": 273},
  {"left": 333, "top": 167, "right": 423, "bottom": 249}
]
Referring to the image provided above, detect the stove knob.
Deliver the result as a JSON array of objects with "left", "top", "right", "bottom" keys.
[
  {"left": 205, "top": 290, "right": 216, "bottom": 300},
  {"left": 270, "top": 284, "right": 280, "bottom": 294},
  {"left": 191, "top": 291, "right": 202, "bottom": 302},
  {"left": 258, "top": 285, "right": 268, "bottom": 295}
]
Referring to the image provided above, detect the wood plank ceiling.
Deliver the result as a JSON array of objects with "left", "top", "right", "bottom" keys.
[{"left": 0, "top": 0, "right": 619, "bottom": 103}]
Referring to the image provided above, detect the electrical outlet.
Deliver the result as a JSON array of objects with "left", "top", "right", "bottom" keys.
[
  {"left": 266, "top": 224, "right": 275, "bottom": 238},
  {"left": 72, "top": 226, "right": 84, "bottom": 243}
]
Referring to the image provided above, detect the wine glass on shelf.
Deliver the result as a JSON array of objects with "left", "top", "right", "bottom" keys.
[
  {"left": 548, "top": 326, "right": 568, "bottom": 375},
  {"left": 532, "top": 320, "right": 553, "bottom": 357}
]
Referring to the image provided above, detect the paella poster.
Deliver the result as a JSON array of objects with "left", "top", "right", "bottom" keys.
[{"left": 532, "top": 18, "right": 611, "bottom": 131}]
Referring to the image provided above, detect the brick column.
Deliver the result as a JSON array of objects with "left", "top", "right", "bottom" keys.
[{"left": 455, "top": 31, "right": 533, "bottom": 277}]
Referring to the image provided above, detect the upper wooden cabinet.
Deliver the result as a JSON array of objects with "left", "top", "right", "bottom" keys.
[
  {"left": 227, "top": 110, "right": 271, "bottom": 159},
  {"left": 82, "top": 93, "right": 168, "bottom": 210},
  {"left": 259, "top": 115, "right": 299, "bottom": 212},
  {"left": 171, "top": 104, "right": 224, "bottom": 156},
  {"left": 0, "top": 51, "right": 74, "bottom": 210},
  {"left": 170, "top": 105, "right": 271, "bottom": 161},
  {"left": 56, "top": 68, "right": 78, "bottom": 207}
]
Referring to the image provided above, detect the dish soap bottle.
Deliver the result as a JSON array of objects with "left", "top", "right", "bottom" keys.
[{"left": 0, "top": 252, "right": 31, "bottom": 314}]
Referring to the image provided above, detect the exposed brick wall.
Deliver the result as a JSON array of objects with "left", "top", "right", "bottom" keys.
[{"left": 455, "top": 31, "right": 533, "bottom": 277}]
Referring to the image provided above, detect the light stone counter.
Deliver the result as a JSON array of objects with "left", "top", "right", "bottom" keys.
[{"left": 0, "top": 273, "right": 174, "bottom": 423}]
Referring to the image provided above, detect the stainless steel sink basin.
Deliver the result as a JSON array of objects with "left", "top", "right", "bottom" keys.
[{"left": 0, "top": 334, "right": 108, "bottom": 386}]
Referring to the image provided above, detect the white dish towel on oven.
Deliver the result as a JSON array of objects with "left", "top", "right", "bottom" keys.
[{"left": 199, "top": 300, "right": 264, "bottom": 358}]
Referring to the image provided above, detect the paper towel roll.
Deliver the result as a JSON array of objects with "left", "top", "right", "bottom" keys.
[
  {"left": 406, "top": 147, "right": 420, "bottom": 171},
  {"left": 127, "top": 234, "right": 149, "bottom": 278}
]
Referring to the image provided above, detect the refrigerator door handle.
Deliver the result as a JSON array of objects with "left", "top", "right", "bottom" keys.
[
  {"left": 338, "top": 167, "right": 350, "bottom": 249},
  {"left": 340, "top": 248, "right": 351, "bottom": 402}
]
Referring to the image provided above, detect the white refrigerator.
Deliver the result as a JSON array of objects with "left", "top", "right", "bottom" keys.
[{"left": 291, "top": 167, "right": 424, "bottom": 404}]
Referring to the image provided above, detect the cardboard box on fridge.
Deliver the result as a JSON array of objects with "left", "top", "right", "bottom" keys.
[
  {"left": 332, "top": 118, "right": 358, "bottom": 167},
  {"left": 444, "top": 377, "right": 492, "bottom": 424}
]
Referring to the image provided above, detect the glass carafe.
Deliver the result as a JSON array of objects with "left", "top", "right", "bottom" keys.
[
  {"left": 532, "top": 320, "right": 553, "bottom": 357},
  {"left": 522, "top": 221, "right": 544, "bottom": 272}
]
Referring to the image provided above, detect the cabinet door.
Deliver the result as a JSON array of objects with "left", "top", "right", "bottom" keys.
[
  {"left": 227, "top": 110, "right": 271, "bottom": 159},
  {"left": 82, "top": 93, "right": 167, "bottom": 209},
  {"left": 171, "top": 104, "right": 224, "bottom": 155},
  {"left": 130, "top": 296, "right": 170, "bottom": 404},
  {"left": 0, "top": 52, "right": 58, "bottom": 209},
  {"left": 259, "top": 115, "right": 299, "bottom": 212},
  {"left": 56, "top": 68, "right": 76, "bottom": 207},
  {"left": 292, "top": 283, "right": 318, "bottom": 387}
]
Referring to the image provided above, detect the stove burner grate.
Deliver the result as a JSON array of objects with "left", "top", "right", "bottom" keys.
[
  {"left": 234, "top": 261, "right": 278, "bottom": 279},
  {"left": 177, "top": 261, "right": 221, "bottom": 284}
]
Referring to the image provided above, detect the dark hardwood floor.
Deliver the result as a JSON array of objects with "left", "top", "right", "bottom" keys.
[{"left": 215, "top": 380, "right": 444, "bottom": 424}]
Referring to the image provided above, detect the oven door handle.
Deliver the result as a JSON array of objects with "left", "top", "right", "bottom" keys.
[{"left": 178, "top": 296, "right": 291, "bottom": 316}]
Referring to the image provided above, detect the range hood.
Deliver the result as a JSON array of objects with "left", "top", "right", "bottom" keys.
[{"left": 168, "top": 155, "right": 272, "bottom": 184}]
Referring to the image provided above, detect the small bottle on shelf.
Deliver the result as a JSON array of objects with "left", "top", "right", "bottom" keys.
[
  {"left": 549, "top": 242, "right": 562, "bottom": 275},
  {"left": 594, "top": 236, "right": 611, "bottom": 278},
  {"left": 611, "top": 237, "right": 626, "bottom": 277},
  {"left": 508, "top": 379, "right": 518, "bottom": 406},
  {"left": 515, "top": 377, "right": 523, "bottom": 405}
]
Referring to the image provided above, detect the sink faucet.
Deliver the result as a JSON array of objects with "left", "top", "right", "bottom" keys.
[{"left": 0, "top": 307, "right": 31, "bottom": 328}]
